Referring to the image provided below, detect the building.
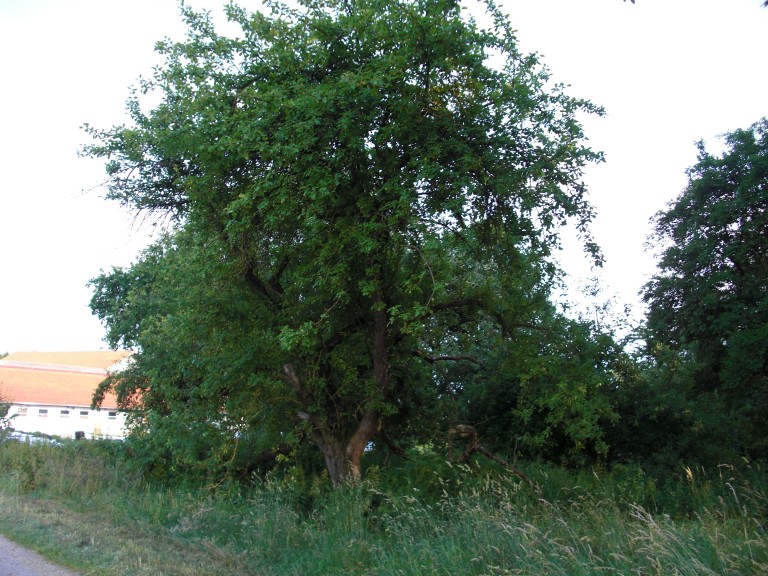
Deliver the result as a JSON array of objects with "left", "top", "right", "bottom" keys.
[{"left": 0, "top": 351, "right": 132, "bottom": 440}]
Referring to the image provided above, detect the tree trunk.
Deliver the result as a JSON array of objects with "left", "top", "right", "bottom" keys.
[
  {"left": 316, "top": 409, "right": 380, "bottom": 486},
  {"left": 312, "top": 301, "right": 388, "bottom": 486},
  {"left": 286, "top": 364, "right": 381, "bottom": 487},
  {"left": 321, "top": 435, "right": 358, "bottom": 486},
  {"left": 282, "top": 288, "right": 390, "bottom": 487}
]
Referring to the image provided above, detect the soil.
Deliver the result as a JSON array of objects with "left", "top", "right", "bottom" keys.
[{"left": 0, "top": 535, "right": 80, "bottom": 576}]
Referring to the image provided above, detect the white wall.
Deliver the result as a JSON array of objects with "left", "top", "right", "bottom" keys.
[{"left": 7, "top": 403, "right": 127, "bottom": 440}]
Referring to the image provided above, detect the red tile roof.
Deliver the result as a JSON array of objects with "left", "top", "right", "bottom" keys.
[{"left": 0, "top": 351, "right": 132, "bottom": 409}]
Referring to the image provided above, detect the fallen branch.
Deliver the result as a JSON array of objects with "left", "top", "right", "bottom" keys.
[
  {"left": 449, "top": 424, "right": 538, "bottom": 490},
  {"left": 378, "top": 428, "right": 411, "bottom": 460}
]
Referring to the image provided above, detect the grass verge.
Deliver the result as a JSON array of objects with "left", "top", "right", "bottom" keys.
[{"left": 0, "top": 439, "right": 766, "bottom": 575}]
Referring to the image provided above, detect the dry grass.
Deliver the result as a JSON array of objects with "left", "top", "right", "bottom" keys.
[{"left": 0, "top": 492, "right": 250, "bottom": 575}]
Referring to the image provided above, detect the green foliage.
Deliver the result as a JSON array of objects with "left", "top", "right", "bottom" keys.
[
  {"left": 1, "top": 443, "right": 767, "bottom": 575},
  {"left": 0, "top": 402, "right": 10, "bottom": 430},
  {"left": 0, "top": 389, "right": 13, "bottom": 435},
  {"left": 85, "top": 0, "right": 604, "bottom": 484},
  {"left": 642, "top": 118, "right": 768, "bottom": 462},
  {"left": 455, "top": 300, "right": 633, "bottom": 467},
  {"left": 606, "top": 342, "right": 744, "bottom": 473},
  {"left": 90, "top": 230, "right": 297, "bottom": 484},
  {"left": 0, "top": 438, "right": 136, "bottom": 497}
]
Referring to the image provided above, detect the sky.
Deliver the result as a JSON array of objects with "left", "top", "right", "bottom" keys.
[{"left": 0, "top": 0, "right": 765, "bottom": 353}]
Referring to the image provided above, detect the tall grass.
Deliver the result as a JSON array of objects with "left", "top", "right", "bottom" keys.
[{"left": 0, "top": 439, "right": 766, "bottom": 575}]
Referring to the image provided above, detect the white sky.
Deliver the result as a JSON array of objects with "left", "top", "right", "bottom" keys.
[{"left": 0, "top": 0, "right": 765, "bottom": 352}]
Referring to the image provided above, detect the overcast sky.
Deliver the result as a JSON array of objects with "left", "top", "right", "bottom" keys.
[{"left": 0, "top": 0, "right": 766, "bottom": 352}]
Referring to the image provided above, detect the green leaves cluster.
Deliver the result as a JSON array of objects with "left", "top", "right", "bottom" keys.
[
  {"left": 642, "top": 118, "right": 768, "bottom": 461},
  {"left": 86, "top": 0, "right": 607, "bottom": 483},
  {"left": 89, "top": 230, "right": 292, "bottom": 480},
  {"left": 456, "top": 299, "right": 633, "bottom": 467},
  {"left": 0, "top": 403, "right": 11, "bottom": 432}
]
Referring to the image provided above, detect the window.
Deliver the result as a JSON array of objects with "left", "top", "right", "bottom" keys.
[
  {"left": 108, "top": 411, "right": 117, "bottom": 420},
  {"left": 60, "top": 410, "right": 70, "bottom": 418},
  {"left": 17, "top": 407, "right": 28, "bottom": 417},
  {"left": 38, "top": 409, "right": 48, "bottom": 417},
  {"left": 79, "top": 410, "right": 89, "bottom": 419}
]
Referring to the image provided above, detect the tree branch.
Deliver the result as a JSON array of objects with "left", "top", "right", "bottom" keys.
[
  {"left": 449, "top": 424, "right": 538, "bottom": 490},
  {"left": 283, "top": 364, "right": 310, "bottom": 406},
  {"left": 378, "top": 428, "right": 411, "bottom": 460},
  {"left": 243, "top": 264, "right": 283, "bottom": 303}
]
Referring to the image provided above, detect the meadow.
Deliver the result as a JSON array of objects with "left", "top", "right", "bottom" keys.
[{"left": 0, "top": 438, "right": 766, "bottom": 575}]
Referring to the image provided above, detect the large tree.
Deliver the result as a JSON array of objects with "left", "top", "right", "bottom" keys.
[
  {"left": 86, "top": 0, "right": 603, "bottom": 485},
  {"left": 642, "top": 118, "right": 768, "bottom": 458}
]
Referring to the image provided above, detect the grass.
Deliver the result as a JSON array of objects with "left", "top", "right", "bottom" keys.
[{"left": 0, "top": 438, "right": 766, "bottom": 575}]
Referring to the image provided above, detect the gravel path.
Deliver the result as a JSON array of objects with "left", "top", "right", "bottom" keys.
[{"left": 0, "top": 535, "right": 80, "bottom": 576}]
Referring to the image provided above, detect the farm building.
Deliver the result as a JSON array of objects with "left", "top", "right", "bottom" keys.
[{"left": 0, "top": 351, "right": 132, "bottom": 440}]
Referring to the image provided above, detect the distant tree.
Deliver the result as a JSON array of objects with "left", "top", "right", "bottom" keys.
[
  {"left": 86, "top": 0, "right": 603, "bottom": 485},
  {"left": 642, "top": 118, "right": 768, "bottom": 459},
  {"left": 0, "top": 404, "right": 10, "bottom": 429},
  {"left": 0, "top": 389, "right": 12, "bottom": 432}
]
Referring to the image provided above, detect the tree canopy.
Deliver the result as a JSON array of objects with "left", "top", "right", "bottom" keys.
[
  {"left": 86, "top": 0, "right": 604, "bottom": 485},
  {"left": 642, "top": 118, "right": 768, "bottom": 459}
]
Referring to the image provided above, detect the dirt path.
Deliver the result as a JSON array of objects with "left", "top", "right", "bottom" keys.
[{"left": 0, "top": 535, "right": 80, "bottom": 576}]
